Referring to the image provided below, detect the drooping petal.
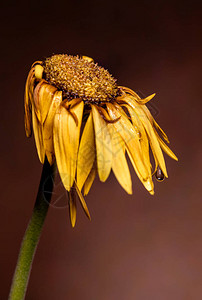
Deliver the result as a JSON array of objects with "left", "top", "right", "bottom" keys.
[
  {"left": 91, "top": 105, "right": 112, "bottom": 182},
  {"left": 67, "top": 188, "right": 77, "bottom": 228},
  {"left": 122, "top": 104, "right": 154, "bottom": 194},
  {"left": 53, "top": 106, "right": 70, "bottom": 189},
  {"left": 24, "top": 67, "right": 35, "bottom": 137},
  {"left": 127, "top": 150, "right": 154, "bottom": 195},
  {"left": 124, "top": 104, "right": 151, "bottom": 172},
  {"left": 109, "top": 124, "right": 132, "bottom": 194},
  {"left": 123, "top": 96, "right": 168, "bottom": 177},
  {"left": 142, "top": 117, "right": 168, "bottom": 177},
  {"left": 33, "top": 80, "right": 57, "bottom": 125},
  {"left": 68, "top": 101, "right": 84, "bottom": 186},
  {"left": 53, "top": 101, "right": 84, "bottom": 191},
  {"left": 118, "top": 102, "right": 154, "bottom": 194},
  {"left": 77, "top": 111, "right": 96, "bottom": 191},
  {"left": 83, "top": 164, "right": 97, "bottom": 196},
  {"left": 107, "top": 103, "right": 149, "bottom": 181},
  {"left": 43, "top": 91, "right": 62, "bottom": 165},
  {"left": 128, "top": 95, "right": 169, "bottom": 145},
  {"left": 142, "top": 116, "right": 168, "bottom": 177},
  {"left": 74, "top": 182, "right": 91, "bottom": 220},
  {"left": 32, "top": 104, "right": 45, "bottom": 163}
]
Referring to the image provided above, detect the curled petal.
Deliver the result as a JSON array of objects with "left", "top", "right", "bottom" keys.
[
  {"left": 24, "top": 67, "right": 35, "bottom": 137},
  {"left": 136, "top": 93, "right": 156, "bottom": 105},
  {"left": 31, "top": 60, "right": 43, "bottom": 68}
]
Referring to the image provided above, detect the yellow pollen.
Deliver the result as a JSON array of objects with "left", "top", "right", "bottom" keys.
[{"left": 44, "top": 54, "right": 119, "bottom": 102}]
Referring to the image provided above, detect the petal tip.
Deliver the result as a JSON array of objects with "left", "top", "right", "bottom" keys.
[
  {"left": 150, "top": 190, "right": 155, "bottom": 195},
  {"left": 71, "top": 221, "right": 76, "bottom": 228}
]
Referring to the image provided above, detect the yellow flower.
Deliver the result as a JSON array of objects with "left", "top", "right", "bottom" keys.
[{"left": 24, "top": 54, "right": 178, "bottom": 227}]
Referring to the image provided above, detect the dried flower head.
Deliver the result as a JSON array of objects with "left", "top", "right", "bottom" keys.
[{"left": 24, "top": 54, "right": 178, "bottom": 227}]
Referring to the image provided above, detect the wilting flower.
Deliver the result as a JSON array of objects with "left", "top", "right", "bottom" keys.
[{"left": 24, "top": 54, "right": 178, "bottom": 226}]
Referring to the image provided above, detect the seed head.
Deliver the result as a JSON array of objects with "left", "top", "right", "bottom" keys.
[{"left": 44, "top": 54, "right": 119, "bottom": 102}]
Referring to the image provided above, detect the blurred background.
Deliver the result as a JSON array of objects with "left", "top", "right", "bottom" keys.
[{"left": 1, "top": 0, "right": 202, "bottom": 299}]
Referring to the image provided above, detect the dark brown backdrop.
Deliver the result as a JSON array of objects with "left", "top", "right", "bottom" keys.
[{"left": 1, "top": 0, "right": 202, "bottom": 299}]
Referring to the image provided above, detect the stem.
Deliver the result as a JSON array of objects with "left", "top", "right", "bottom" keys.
[{"left": 9, "top": 158, "right": 56, "bottom": 300}]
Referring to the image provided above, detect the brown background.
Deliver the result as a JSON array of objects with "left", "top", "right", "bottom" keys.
[{"left": 1, "top": 0, "right": 202, "bottom": 299}]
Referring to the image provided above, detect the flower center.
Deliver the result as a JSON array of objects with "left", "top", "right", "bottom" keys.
[{"left": 44, "top": 54, "right": 119, "bottom": 102}]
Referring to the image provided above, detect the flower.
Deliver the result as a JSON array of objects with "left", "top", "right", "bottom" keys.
[{"left": 24, "top": 54, "right": 178, "bottom": 227}]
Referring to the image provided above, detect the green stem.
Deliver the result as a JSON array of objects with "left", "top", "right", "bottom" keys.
[{"left": 9, "top": 158, "right": 56, "bottom": 300}]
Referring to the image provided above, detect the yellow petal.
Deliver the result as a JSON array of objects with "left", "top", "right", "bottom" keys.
[
  {"left": 53, "top": 102, "right": 84, "bottom": 191},
  {"left": 33, "top": 80, "right": 57, "bottom": 124},
  {"left": 43, "top": 91, "right": 62, "bottom": 165},
  {"left": 75, "top": 182, "right": 91, "bottom": 220},
  {"left": 109, "top": 124, "right": 132, "bottom": 194},
  {"left": 83, "top": 165, "right": 97, "bottom": 196},
  {"left": 32, "top": 104, "right": 45, "bottom": 163},
  {"left": 77, "top": 111, "right": 96, "bottom": 191},
  {"left": 24, "top": 67, "right": 35, "bottom": 137},
  {"left": 107, "top": 103, "right": 149, "bottom": 181},
  {"left": 91, "top": 105, "right": 112, "bottom": 182},
  {"left": 68, "top": 188, "right": 77, "bottom": 228}
]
